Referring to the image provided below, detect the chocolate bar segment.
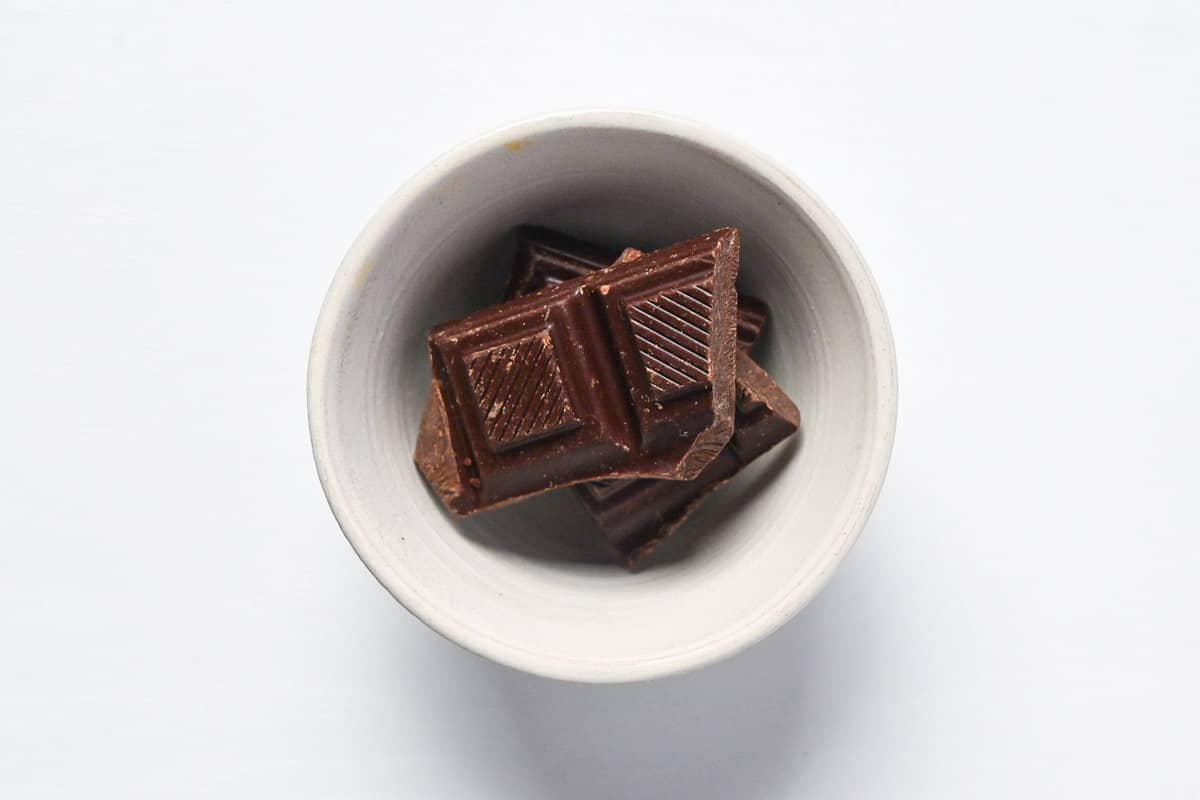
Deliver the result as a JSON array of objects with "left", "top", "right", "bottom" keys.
[
  {"left": 508, "top": 226, "right": 769, "bottom": 352},
  {"left": 736, "top": 295, "right": 770, "bottom": 353},
  {"left": 577, "top": 351, "right": 800, "bottom": 566},
  {"left": 417, "top": 228, "right": 741, "bottom": 515},
  {"left": 503, "top": 226, "right": 620, "bottom": 299}
]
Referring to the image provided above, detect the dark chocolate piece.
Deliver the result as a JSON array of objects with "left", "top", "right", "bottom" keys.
[
  {"left": 416, "top": 229, "right": 741, "bottom": 515},
  {"left": 550, "top": 246, "right": 796, "bottom": 566},
  {"left": 503, "top": 226, "right": 621, "bottom": 300},
  {"left": 508, "top": 226, "right": 769, "bottom": 351},
  {"left": 736, "top": 295, "right": 770, "bottom": 353},
  {"left": 576, "top": 351, "right": 799, "bottom": 566}
]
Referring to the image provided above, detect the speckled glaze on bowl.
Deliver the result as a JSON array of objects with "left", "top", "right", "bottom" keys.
[{"left": 308, "top": 111, "right": 897, "bottom": 683}]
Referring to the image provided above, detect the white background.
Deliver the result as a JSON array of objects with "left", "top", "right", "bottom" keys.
[{"left": 3, "top": 1, "right": 1198, "bottom": 797}]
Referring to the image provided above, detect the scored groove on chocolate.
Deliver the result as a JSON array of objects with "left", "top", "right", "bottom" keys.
[
  {"left": 627, "top": 280, "right": 714, "bottom": 400},
  {"left": 466, "top": 333, "right": 579, "bottom": 452}
]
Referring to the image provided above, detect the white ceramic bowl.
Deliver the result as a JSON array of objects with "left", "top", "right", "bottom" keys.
[{"left": 308, "top": 111, "right": 897, "bottom": 682}]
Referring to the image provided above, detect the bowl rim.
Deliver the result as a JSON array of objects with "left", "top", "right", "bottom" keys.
[{"left": 307, "top": 109, "right": 898, "bottom": 683}]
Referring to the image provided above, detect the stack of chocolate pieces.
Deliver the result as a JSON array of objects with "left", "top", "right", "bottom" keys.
[{"left": 415, "top": 227, "right": 799, "bottom": 568}]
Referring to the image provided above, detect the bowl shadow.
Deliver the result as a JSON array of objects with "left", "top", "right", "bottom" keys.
[{"left": 394, "top": 526, "right": 888, "bottom": 800}]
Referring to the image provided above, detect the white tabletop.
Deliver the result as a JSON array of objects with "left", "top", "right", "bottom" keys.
[{"left": 3, "top": 1, "right": 1198, "bottom": 796}]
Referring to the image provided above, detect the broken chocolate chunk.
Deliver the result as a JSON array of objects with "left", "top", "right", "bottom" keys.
[
  {"left": 576, "top": 351, "right": 799, "bottom": 566},
  {"left": 502, "top": 237, "right": 797, "bottom": 565},
  {"left": 415, "top": 228, "right": 741, "bottom": 515}
]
